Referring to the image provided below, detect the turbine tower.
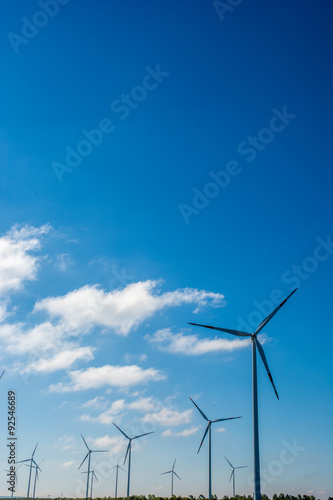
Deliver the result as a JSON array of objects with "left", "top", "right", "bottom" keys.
[
  {"left": 78, "top": 434, "right": 108, "bottom": 500},
  {"left": 113, "top": 422, "right": 154, "bottom": 497},
  {"left": 189, "top": 397, "right": 241, "bottom": 499},
  {"left": 189, "top": 287, "right": 297, "bottom": 500},
  {"left": 16, "top": 443, "right": 40, "bottom": 498},
  {"left": 161, "top": 459, "right": 181, "bottom": 496},
  {"left": 225, "top": 457, "right": 247, "bottom": 496},
  {"left": 106, "top": 462, "right": 125, "bottom": 498}
]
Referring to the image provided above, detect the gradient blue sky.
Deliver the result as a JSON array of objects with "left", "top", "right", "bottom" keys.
[{"left": 0, "top": 0, "right": 332, "bottom": 498}]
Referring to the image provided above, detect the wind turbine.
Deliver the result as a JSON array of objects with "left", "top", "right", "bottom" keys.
[
  {"left": 189, "top": 397, "right": 241, "bottom": 499},
  {"left": 225, "top": 457, "right": 247, "bottom": 496},
  {"left": 26, "top": 457, "right": 45, "bottom": 499},
  {"left": 161, "top": 459, "right": 181, "bottom": 496},
  {"left": 189, "top": 287, "right": 297, "bottom": 500},
  {"left": 82, "top": 466, "right": 98, "bottom": 499},
  {"left": 78, "top": 434, "right": 108, "bottom": 500},
  {"left": 106, "top": 462, "right": 125, "bottom": 498},
  {"left": 4, "top": 463, "right": 22, "bottom": 498},
  {"left": 113, "top": 422, "right": 154, "bottom": 497},
  {"left": 16, "top": 443, "right": 40, "bottom": 498}
]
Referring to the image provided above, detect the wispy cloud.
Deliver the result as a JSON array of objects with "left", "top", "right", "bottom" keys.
[
  {"left": 142, "top": 407, "right": 193, "bottom": 427},
  {"left": 145, "top": 328, "right": 250, "bottom": 355},
  {"left": 49, "top": 364, "right": 166, "bottom": 392},
  {"left": 162, "top": 425, "right": 201, "bottom": 437},
  {"left": 34, "top": 280, "right": 225, "bottom": 335},
  {"left": 61, "top": 461, "right": 74, "bottom": 468},
  {"left": 22, "top": 346, "right": 95, "bottom": 374}
]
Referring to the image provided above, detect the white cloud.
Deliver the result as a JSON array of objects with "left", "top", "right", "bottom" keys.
[
  {"left": 61, "top": 461, "right": 74, "bottom": 468},
  {"left": 57, "top": 435, "right": 75, "bottom": 451},
  {"left": 81, "top": 396, "right": 108, "bottom": 410},
  {"left": 142, "top": 408, "right": 193, "bottom": 427},
  {"left": 34, "top": 280, "right": 225, "bottom": 335},
  {"left": 91, "top": 435, "right": 124, "bottom": 454},
  {"left": 80, "top": 396, "right": 158, "bottom": 425},
  {"left": 215, "top": 427, "right": 226, "bottom": 433},
  {"left": 0, "top": 224, "right": 50, "bottom": 295},
  {"left": 162, "top": 425, "right": 201, "bottom": 437},
  {"left": 49, "top": 364, "right": 166, "bottom": 392},
  {"left": 0, "top": 299, "right": 10, "bottom": 323},
  {"left": 146, "top": 328, "right": 250, "bottom": 355},
  {"left": 22, "top": 346, "right": 95, "bottom": 373}
]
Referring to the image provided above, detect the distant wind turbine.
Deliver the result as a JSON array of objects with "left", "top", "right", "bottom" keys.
[
  {"left": 82, "top": 464, "right": 98, "bottom": 499},
  {"left": 78, "top": 434, "right": 108, "bottom": 500},
  {"left": 189, "top": 397, "right": 241, "bottom": 499},
  {"left": 161, "top": 459, "right": 181, "bottom": 496},
  {"left": 26, "top": 457, "right": 45, "bottom": 499},
  {"left": 225, "top": 457, "right": 247, "bottom": 496},
  {"left": 4, "top": 463, "right": 22, "bottom": 498},
  {"left": 189, "top": 288, "right": 297, "bottom": 500},
  {"left": 113, "top": 422, "right": 154, "bottom": 497},
  {"left": 16, "top": 443, "right": 40, "bottom": 498},
  {"left": 106, "top": 462, "right": 125, "bottom": 498}
]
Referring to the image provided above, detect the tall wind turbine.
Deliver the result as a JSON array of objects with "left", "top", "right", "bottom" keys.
[
  {"left": 16, "top": 443, "right": 40, "bottom": 498},
  {"left": 78, "top": 434, "right": 108, "bottom": 500},
  {"left": 161, "top": 459, "right": 181, "bottom": 496},
  {"left": 225, "top": 457, "right": 247, "bottom": 496},
  {"left": 106, "top": 462, "right": 125, "bottom": 498},
  {"left": 26, "top": 457, "right": 45, "bottom": 499},
  {"left": 189, "top": 288, "right": 297, "bottom": 500},
  {"left": 189, "top": 397, "right": 241, "bottom": 499},
  {"left": 113, "top": 422, "right": 154, "bottom": 497}
]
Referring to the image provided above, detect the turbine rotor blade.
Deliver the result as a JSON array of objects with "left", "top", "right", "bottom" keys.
[
  {"left": 78, "top": 452, "right": 89, "bottom": 470},
  {"left": 91, "top": 450, "right": 108, "bottom": 453},
  {"left": 188, "top": 323, "right": 251, "bottom": 337},
  {"left": 174, "top": 471, "right": 182, "bottom": 481},
  {"left": 211, "top": 416, "right": 242, "bottom": 423},
  {"left": 0, "top": 369, "right": 5, "bottom": 379},
  {"left": 93, "top": 471, "right": 98, "bottom": 481},
  {"left": 32, "top": 443, "right": 38, "bottom": 458},
  {"left": 198, "top": 423, "right": 210, "bottom": 453},
  {"left": 133, "top": 431, "right": 154, "bottom": 440},
  {"left": 255, "top": 288, "right": 297, "bottom": 335},
  {"left": 124, "top": 441, "right": 131, "bottom": 465},
  {"left": 161, "top": 471, "right": 172, "bottom": 475},
  {"left": 189, "top": 397, "right": 209, "bottom": 421},
  {"left": 81, "top": 434, "right": 90, "bottom": 451},
  {"left": 254, "top": 337, "right": 279, "bottom": 399},
  {"left": 225, "top": 456, "right": 234, "bottom": 469},
  {"left": 235, "top": 466, "right": 247, "bottom": 469},
  {"left": 229, "top": 469, "right": 234, "bottom": 483},
  {"left": 16, "top": 459, "right": 30, "bottom": 464},
  {"left": 172, "top": 459, "right": 176, "bottom": 470},
  {"left": 113, "top": 422, "right": 130, "bottom": 440}
]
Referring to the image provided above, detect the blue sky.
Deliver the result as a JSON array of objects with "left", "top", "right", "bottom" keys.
[{"left": 0, "top": 0, "right": 332, "bottom": 497}]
